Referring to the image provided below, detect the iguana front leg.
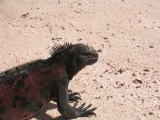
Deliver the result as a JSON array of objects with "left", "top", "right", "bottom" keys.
[
  {"left": 56, "top": 77, "right": 96, "bottom": 119},
  {"left": 68, "top": 90, "right": 81, "bottom": 102},
  {"left": 53, "top": 90, "right": 81, "bottom": 103}
]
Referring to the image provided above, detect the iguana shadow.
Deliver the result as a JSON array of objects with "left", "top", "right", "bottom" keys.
[{"left": 31, "top": 102, "right": 71, "bottom": 120}]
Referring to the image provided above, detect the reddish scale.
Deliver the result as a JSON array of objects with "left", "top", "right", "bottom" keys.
[{"left": 0, "top": 63, "right": 66, "bottom": 120}]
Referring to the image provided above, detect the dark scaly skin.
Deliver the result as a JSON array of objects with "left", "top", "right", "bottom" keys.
[{"left": 0, "top": 43, "right": 98, "bottom": 120}]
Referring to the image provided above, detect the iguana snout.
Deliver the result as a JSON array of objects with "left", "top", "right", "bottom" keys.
[{"left": 74, "top": 43, "right": 98, "bottom": 66}]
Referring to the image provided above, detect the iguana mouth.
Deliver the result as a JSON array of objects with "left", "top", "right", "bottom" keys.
[
  {"left": 86, "top": 58, "right": 98, "bottom": 65},
  {"left": 80, "top": 50, "right": 98, "bottom": 65}
]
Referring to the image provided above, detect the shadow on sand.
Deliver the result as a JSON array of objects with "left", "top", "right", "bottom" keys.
[{"left": 31, "top": 102, "right": 71, "bottom": 120}]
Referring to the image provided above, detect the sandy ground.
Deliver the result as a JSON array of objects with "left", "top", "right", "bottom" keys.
[{"left": 0, "top": 0, "right": 160, "bottom": 120}]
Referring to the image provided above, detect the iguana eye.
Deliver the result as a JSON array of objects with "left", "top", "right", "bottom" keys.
[{"left": 55, "top": 54, "right": 62, "bottom": 59}]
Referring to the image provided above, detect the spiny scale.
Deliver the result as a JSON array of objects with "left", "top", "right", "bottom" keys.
[
  {"left": 50, "top": 42, "right": 72, "bottom": 55},
  {"left": 0, "top": 59, "right": 43, "bottom": 77},
  {"left": 1, "top": 43, "right": 72, "bottom": 77}
]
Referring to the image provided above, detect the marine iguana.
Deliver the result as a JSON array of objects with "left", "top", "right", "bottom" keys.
[{"left": 0, "top": 43, "right": 98, "bottom": 120}]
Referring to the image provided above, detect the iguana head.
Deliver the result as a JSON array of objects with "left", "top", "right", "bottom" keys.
[{"left": 50, "top": 43, "right": 98, "bottom": 80}]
